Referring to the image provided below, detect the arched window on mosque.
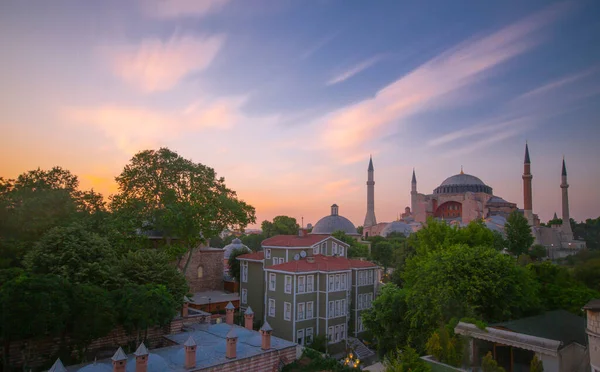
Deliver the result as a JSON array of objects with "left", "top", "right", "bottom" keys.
[{"left": 197, "top": 265, "right": 204, "bottom": 279}]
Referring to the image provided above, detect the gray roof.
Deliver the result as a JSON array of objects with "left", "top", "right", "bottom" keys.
[
  {"left": 584, "top": 299, "right": 600, "bottom": 311},
  {"left": 225, "top": 302, "right": 235, "bottom": 310},
  {"left": 134, "top": 343, "right": 149, "bottom": 356},
  {"left": 260, "top": 321, "right": 273, "bottom": 332},
  {"left": 368, "top": 156, "right": 374, "bottom": 171},
  {"left": 380, "top": 221, "right": 412, "bottom": 237},
  {"left": 226, "top": 327, "right": 238, "bottom": 339},
  {"left": 524, "top": 143, "right": 531, "bottom": 164},
  {"left": 112, "top": 347, "right": 128, "bottom": 361},
  {"left": 184, "top": 335, "right": 196, "bottom": 347},
  {"left": 440, "top": 173, "right": 486, "bottom": 187},
  {"left": 244, "top": 306, "right": 254, "bottom": 315},
  {"left": 223, "top": 238, "right": 250, "bottom": 259},
  {"left": 49, "top": 359, "right": 67, "bottom": 372},
  {"left": 311, "top": 205, "right": 358, "bottom": 236},
  {"left": 412, "top": 168, "right": 416, "bottom": 184}
]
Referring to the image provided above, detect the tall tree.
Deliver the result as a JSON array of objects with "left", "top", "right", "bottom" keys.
[
  {"left": 261, "top": 215, "right": 299, "bottom": 237},
  {"left": 371, "top": 241, "right": 395, "bottom": 273},
  {"left": 504, "top": 211, "right": 534, "bottom": 256},
  {"left": 110, "top": 148, "right": 256, "bottom": 274},
  {"left": 228, "top": 248, "right": 249, "bottom": 282}
]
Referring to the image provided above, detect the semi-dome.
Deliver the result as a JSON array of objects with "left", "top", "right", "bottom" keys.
[
  {"left": 434, "top": 171, "right": 493, "bottom": 195},
  {"left": 311, "top": 204, "right": 359, "bottom": 236},
  {"left": 223, "top": 238, "right": 250, "bottom": 259},
  {"left": 380, "top": 221, "right": 413, "bottom": 237}
]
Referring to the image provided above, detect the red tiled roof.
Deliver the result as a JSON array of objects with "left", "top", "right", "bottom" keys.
[
  {"left": 261, "top": 234, "right": 331, "bottom": 248},
  {"left": 267, "top": 254, "right": 377, "bottom": 273},
  {"left": 237, "top": 251, "right": 264, "bottom": 261}
]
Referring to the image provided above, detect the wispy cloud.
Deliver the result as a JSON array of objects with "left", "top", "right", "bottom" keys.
[
  {"left": 140, "top": 0, "right": 230, "bottom": 19},
  {"left": 427, "top": 117, "right": 527, "bottom": 148},
  {"left": 516, "top": 65, "right": 600, "bottom": 101},
  {"left": 107, "top": 33, "right": 225, "bottom": 93},
  {"left": 327, "top": 55, "right": 384, "bottom": 85},
  {"left": 315, "top": 2, "right": 570, "bottom": 161},
  {"left": 301, "top": 32, "right": 339, "bottom": 60},
  {"left": 63, "top": 96, "right": 247, "bottom": 154},
  {"left": 443, "top": 124, "right": 531, "bottom": 158}
]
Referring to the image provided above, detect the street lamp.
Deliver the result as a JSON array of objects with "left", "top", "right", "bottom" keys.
[{"left": 344, "top": 352, "right": 360, "bottom": 368}]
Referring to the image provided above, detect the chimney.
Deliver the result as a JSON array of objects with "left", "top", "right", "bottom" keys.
[
  {"left": 111, "top": 347, "right": 128, "bottom": 372},
  {"left": 226, "top": 327, "right": 238, "bottom": 359},
  {"left": 244, "top": 307, "right": 254, "bottom": 330},
  {"left": 48, "top": 358, "right": 67, "bottom": 372},
  {"left": 134, "top": 343, "right": 149, "bottom": 372},
  {"left": 298, "top": 228, "right": 308, "bottom": 237},
  {"left": 184, "top": 336, "right": 197, "bottom": 369},
  {"left": 182, "top": 296, "right": 190, "bottom": 318},
  {"left": 260, "top": 321, "right": 273, "bottom": 350},
  {"left": 225, "top": 302, "right": 235, "bottom": 325}
]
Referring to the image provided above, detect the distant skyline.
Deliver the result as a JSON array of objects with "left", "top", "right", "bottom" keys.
[{"left": 1, "top": 0, "right": 599, "bottom": 228}]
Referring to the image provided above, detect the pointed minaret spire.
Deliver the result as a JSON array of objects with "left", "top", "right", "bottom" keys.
[
  {"left": 522, "top": 143, "right": 534, "bottom": 226},
  {"left": 411, "top": 168, "right": 416, "bottom": 184},
  {"left": 363, "top": 156, "right": 377, "bottom": 228},
  {"left": 411, "top": 168, "right": 418, "bottom": 222},
  {"left": 460, "top": 165, "right": 464, "bottom": 175},
  {"left": 560, "top": 157, "right": 573, "bottom": 240},
  {"left": 553, "top": 212, "right": 558, "bottom": 220}
]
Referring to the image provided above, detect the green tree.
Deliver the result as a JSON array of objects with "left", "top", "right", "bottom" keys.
[
  {"left": 504, "top": 211, "right": 534, "bottom": 256},
  {"left": 261, "top": 215, "right": 299, "bottom": 237},
  {"left": 530, "top": 355, "right": 544, "bottom": 372},
  {"left": 384, "top": 346, "right": 431, "bottom": 372},
  {"left": 573, "top": 258, "right": 600, "bottom": 291},
  {"left": 228, "top": 248, "right": 249, "bottom": 282},
  {"left": 241, "top": 233, "right": 266, "bottom": 251},
  {"left": 332, "top": 231, "right": 369, "bottom": 258},
  {"left": 481, "top": 352, "right": 505, "bottom": 372},
  {"left": 117, "top": 249, "right": 189, "bottom": 303},
  {"left": 23, "top": 223, "right": 116, "bottom": 287},
  {"left": 529, "top": 244, "right": 547, "bottom": 261},
  {"left": 362, "top": 284, "right": 411, "bottom": 356},
  {"left": 425, "top": 324, "right": 462, "bottom": 367},
  {"left": 110, "top": 148, "right": 256, "bottom": 274},
  {"left": 372, "top": 241, "right": 395, "bottom": 273}
]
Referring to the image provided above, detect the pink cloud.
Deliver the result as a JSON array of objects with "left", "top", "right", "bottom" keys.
[
  {"left": 140, "top": 0, "right": 230, "bottom": 19},
  {"left": 108, "top": 33, "right": 225, "bottom": 93}
]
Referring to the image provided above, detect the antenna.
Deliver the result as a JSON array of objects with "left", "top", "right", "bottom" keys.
[{"left": 301, "top": 216, "right": 304, "bottom": 228}]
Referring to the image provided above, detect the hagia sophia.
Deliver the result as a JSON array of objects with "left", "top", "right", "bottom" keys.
[{"left": 310, "top": 144, "right": 586, "bottom": 259}]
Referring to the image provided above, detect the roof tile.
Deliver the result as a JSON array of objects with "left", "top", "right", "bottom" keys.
[
  {"left": 267, "top": 254, "right": 377, "bottom": 273},
  {"left": 262, "top": 234, "right": 330, "bottom": 247},
  {"left": 238, "top": 251, "right": 264, "bottom": 261}
]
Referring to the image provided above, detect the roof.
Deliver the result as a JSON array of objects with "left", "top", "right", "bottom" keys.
[
  {"left": 260, "top": 321, "right": 273, "bottom": 332},
  {"left": 226, "top": 327, "right": 238, "bottom": 339},
  {"left": 368, "top": 156, "right": 374, "bottom": 171},
  {"left": 223, "top": 238, "right": 250, "bottom": 259},
  {"left": 244, "top": 306, "right": 254, "bottom": 315},
  {"left": 225, "top": 302, "right": 235, "bottom": 310},
  {"left": 412, "top": 168, "right": 416, "bottom": 184},
  {"left": 66, "top": 323, "right": 296, "bottom": 372},
  {"left": 261, "top": 234, "right": 330, "bottom": 248},
  {"left": 562, "top": 158, "right": 567, "bottom": 176},
  {"left": 440, "top": 173, "right": 486, "bottom": 187},
  {"left": 135, "top": 343, "right": 149, "bottom": 356},
  {"left": 49, "top": 359, "right": 67, "bottom": 372},
  {"left": 311, "top": 215, "right": 358, "bottom": 236},
  {"left": 267, "top": 254, "right": 377, "bottom": 273},
  {"left": 525, "top": 143, "right": 531, "bottom": 164},
  {"left": 491, "top": 310, "right": 586, "bottom": 347},
  {"left": 583, "top": 299, "right": 600, "bottom": 311},
  {"left": 184, "top": 335, "right": 196, "bottom": 347},
  {"left": 111, "top": 347, "right": 128, "bottom": 361},
  {"left": 380, "top": 221, "right": 412, "bottom": 237},
  {"left": 237, "top": 251, "right": 264, "bottom": 261}
]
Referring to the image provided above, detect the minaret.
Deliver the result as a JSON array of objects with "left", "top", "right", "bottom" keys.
[
  {"left": 560, "top": 158, "right": 573, "bottom": 240},
  {"left": 411, "top": 168, "right": 417, "bottom": 218},
  {"left": 363, "top": 156, "right": 377, "bottom": 227},
  {"left": 522, "top": 143, "right": 534, "bottom": 226}
]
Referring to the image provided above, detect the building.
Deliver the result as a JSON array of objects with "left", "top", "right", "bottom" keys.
[
  {"left": 455, "top": 310, "right": 589, "bottom": 372},
  {"left": 223, "top": 238, "right": 250, "bottom": 275},
  {"left": 310, "top": 204, "right": 361, "bottom": 238},
  {"left": 237, "top": 230, "right": 378, "bottom": 355},
  {"left": 49, "top": 305, "right": 298, "bottom": 372},
  {"left": 177, "top": 247, "right": 224, "bottom": 293},
  {"left": 584, "top": 299, "right": 600, "bottom": 372}
]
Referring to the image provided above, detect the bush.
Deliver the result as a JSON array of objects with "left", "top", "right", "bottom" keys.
[
  {"left": 307, "top": 334, "right": 327, "bottom": 353},
  {"left": 481, "top": 352, "right": 505, "bottom": 372}
]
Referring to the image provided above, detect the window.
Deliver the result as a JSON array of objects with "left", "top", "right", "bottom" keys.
[
  {"left": 313, "top": 245, "right": 319, "bottom": 255},
  {"left": 328, "top": 275, "right": 334, "bottom": 291},
  {"left": 335, "top": 325, "right": 341, "bottom": 342},
  {"left": 332, "top": 242, "right": 338, "bottom": 255},
  {"left": 335, "top": 274, "right": 340, "bottom": 291},
  {"left": 339, "top": 246, "right": 345, "bottom": 256},
  {"left": 321, "top": 242, "right": 326, "bottom": 254},
  {"left": 335, "top": 300, "right": 340, "bottom": 317},
  {"left": 369, "top": 270, "right": 373, "bottom": 284},
  {"left": 341, "top": 273, "right": 347, "bottom": 290},
  {"left": 265, "top": 249, "right": 271, "bottom": 259},
  {"left": 241, "top": 289, "right": 247, "bottom": 304},
  {"left": 341, "top": 299, "right": 346, "bottom": 316},
  {"left": 307, "top": 302, "right": 313, "bottom": 319},
  {"left": 285, "top": 275, "right": 292, "bottom": 294},
  {"left": 307, "top": 275, "right": 314, "bottom": 292},
  {"left": 297, "top": 302, "right": 305, "bottom": 320},
  {"left": 306, "top": 328, "right": 313, "bottom": 344},
  {"left": 329, "top": 301, "right": 334, "bottom": 318},
  {"left": 358, "top": 315, "right": 364, "bottom": 332},
  {"left": 359, "top": 271, "right": 364, "bottom": 285},
  {"left": 284, "top": 302, "right": 291, "bottom": 321},
  {"left": 328, "top": 326, "right": 334, "bottom": 342},
  {"left": 340, "top": 324, "right": 346, "bottom": 340},
  {"left": 269, "top": 273, "right": 276, "bottom": 291},
  {"left": 298, "top": 276, "right": 305, "bottom": 293},
  {"left": 241, "top": 262, "right": 248, "bottom": 283},
  {"left": 297, "top": 329, "right": 304, "bottom": 345},
  {"left": 197, "top": 265, "right": 204, "bottom": 278},
  {"left": 358, "top": 294, "right": 363, "bottom": 310},
  {"left": 268, "top": 299, "right": 275, "bottom": 317}
]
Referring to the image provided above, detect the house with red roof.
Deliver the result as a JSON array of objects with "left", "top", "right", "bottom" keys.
[{"left": 237, "top": 229, "right": 378, "bottom": 356}]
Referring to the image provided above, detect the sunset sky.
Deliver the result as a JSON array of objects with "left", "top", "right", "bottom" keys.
[{"left": 1, "top": 0, "right": 599, "bottom": 229}]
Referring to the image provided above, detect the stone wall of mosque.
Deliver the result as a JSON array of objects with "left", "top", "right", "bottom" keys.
[
  {"left": 201, "top": 346, "right": 298, "bottom": 372},
  {"left": 177, "top": 248, "right": 224, "bottom": 293}
]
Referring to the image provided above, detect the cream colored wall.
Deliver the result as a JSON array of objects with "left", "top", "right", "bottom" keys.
[{"left": 589, "top": 310, "right": 600, "bottom": 372}]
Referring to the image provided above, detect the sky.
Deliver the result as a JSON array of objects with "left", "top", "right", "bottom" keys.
[{"left": 1, "top": 0, "right": 600, "bottom": 229}]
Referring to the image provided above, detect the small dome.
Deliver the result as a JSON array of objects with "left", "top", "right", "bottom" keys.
[
  {"left": 380, "top": 221, "right": 413, "bottom": 237},
  {"left": 223, "top": 238, "right": 250, "bottom": 259},
  {"left": 435, "top": 173, "right": 492, "bottom": 195},
  {"left": 311, "top": 204, "right": 359, "bottom": 236}
]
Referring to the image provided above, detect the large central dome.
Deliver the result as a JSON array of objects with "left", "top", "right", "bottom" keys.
[
  {"left": 311, "top": 204, "right": 359, "bottom": 236},
  {"left": 434, "top": 172, "right": 493, "bottom": 195}
]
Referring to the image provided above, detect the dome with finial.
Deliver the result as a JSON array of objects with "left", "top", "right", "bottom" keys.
[
  {"left": 311, "top": 204, "right": 359, "bottom": 236},
  {"left": 434, "top": 168, "right": 492, "bottom": 195},
  {"left": 223, "top": 238, "right": 250, "bottom": 259}
]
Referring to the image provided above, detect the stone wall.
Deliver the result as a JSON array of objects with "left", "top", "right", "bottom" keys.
[
  {"left": 201, "top": 346, "right": 297, "bottom": 372},
  {"left": 178, "top": 248, "right": 224, "bottom": 293},
  {"left": 588, "top": 310, "right": 600, "bottom": 372}
]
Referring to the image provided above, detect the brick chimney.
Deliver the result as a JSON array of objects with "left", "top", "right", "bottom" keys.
[
  {"left": 244, "top": 306, "right": 254, "bottom": 330},
  {"left": 111, "top": 347, "right": 128, "bottom": 372},
  {"left": 182, "top": 296, "right": 190, "bottom": 318},
  {"left": 298, "top": 228, "right": 308, "bottom": 237},
  {"left": 225, "top": 301, "right": 235, "bottom": 325},
  {"left": 226, "top": 327, "right": 238, "bottom": 359},
  {"left": 260, "top": 321, "right": 273, "bottom": 350},
  {"left": 184, "top": 336, "right": 197, "bottom": 369},
  {"left": 134, "top": 342, "right": 149, "bottom": 372}
]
